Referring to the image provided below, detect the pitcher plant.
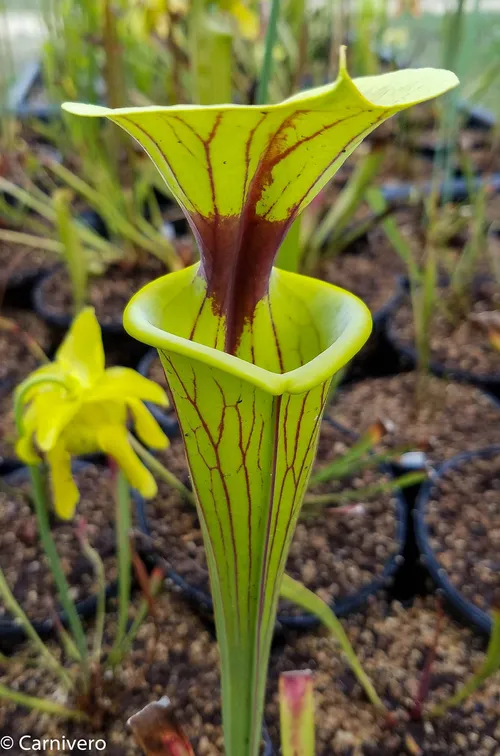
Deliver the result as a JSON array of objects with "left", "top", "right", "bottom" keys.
[{"left": 63, "top": 51, "right": 458, "bottom": 755}]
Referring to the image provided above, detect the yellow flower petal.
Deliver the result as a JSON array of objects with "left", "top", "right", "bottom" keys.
[
  {"left": 97, "top": 425, "right": 158, "bottom": 498},
  {"left": 46, "top": 442, "right": 80, "bottom": 519},
  {"left": 89, "top": 367, "right": 169, "bottom": 407},
  {"left": 230, "top": 1, "right": 259, "bottom": 40},
  {"left": 127, "top": 398, "right": 169, "bottom": 450},
  {"left": 62, "top": 402, "right": 124, "bottom": 456},
  {"left": 56, "top": 308, "right": 105, "bottom": 388},
  {"left": 16, "top": 436, "right": 41, "bottom": 464},
  {"left": 35, "top": 394, "right": 82, "bottom": 452}
]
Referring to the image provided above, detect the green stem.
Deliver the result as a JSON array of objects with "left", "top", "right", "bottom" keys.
[
  {"left": 78, "top": 531, "right": 106, "bottom": 662},
  {"left": 256, "top": 0, "right": 282, "bottom": 104},
  {"left": 29, "top": 466, "right": 89, "bottom": 680},
  {"left": 108, "top": 569, "right": 164, "bottom": 667},
  {"left": 13, "top": 378, "right": 89, "bottom": 680},
  {"left": 53, "top": 189, "right": 88, "bottom": 314},
  {"left": 0, "top": 567, "right": 71, "bottom": 688},
  {"left": 304, "top": 472, "right": 426, "bottom": 508},
  {"left": 0, "top": 684, "right": 88, "bottom": 720},
  {"left": 107, "top": 469, "right": 132, "bottom": 667},
  {"left": 128, "top": 434, "right": 196, "bottom": 505}
]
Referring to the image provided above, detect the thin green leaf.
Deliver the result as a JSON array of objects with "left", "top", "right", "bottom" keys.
[{"left": 280, "top": 574, "right": 385, "bottom": 711}]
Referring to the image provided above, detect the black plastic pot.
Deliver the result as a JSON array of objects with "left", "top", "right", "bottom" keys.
[
  {"left": 415, "top": 446, "right": 500, "bottom": 636},
  {"left": 386, "top": 278, "right": 500, "bottom": 400},
  {"left": 33, "top": 268, "right": 123, "bottom": 335},
  {"left": 0, "top": 462, "right": 119, "bottom": 650},
  {"left": 136, "top": 415, "right": 408, "bottom": 630},
  {"left": 1, "top": 264, "right": 56, "bottom": 309},
  {"left": 381, "top": 172, "right": 500, "bottom": 206},
  {"left": 341, "top": 281, "right": 405, "bottom": 385}
]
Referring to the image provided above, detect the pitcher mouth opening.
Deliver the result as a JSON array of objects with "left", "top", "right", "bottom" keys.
[{"left": 124, "top": 265, "right": 372, "bottom": 396}]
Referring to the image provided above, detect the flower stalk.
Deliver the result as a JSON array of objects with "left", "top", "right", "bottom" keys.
[
  {"left": 107, "top": 466, "right": 132, "bottom": 668},
  {"left": 29, "top": 465, "right": 90, "bottom": 683}
]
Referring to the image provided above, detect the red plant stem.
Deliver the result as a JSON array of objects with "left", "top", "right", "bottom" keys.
[
  {"left": 410, "top": 599, "right": 444, "bottom": 720},
  {"left": 130, "top": 537, "right": 158, "bottom": 619}
]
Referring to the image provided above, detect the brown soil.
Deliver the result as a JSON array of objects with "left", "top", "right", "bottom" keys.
[
  {"left": 0, "top": 590, "right": 222, "bottom": 756},
  {"left": 332, "top": 372, "right": 499, "bottom": 463},
  {"left": 144, "top": 420, "right": 400, "bottom": 613},
  {"left": 268, "top": 595, "right": 500, "bottom": 755},
  {"left": 0, "top": 464, "right": 117, "bottom": 624},
  {"left": 2, "top": 591, "right": 499, "bottom": 755},
  {"left": 390, "top": 279, "right": 500, "bottom": 378},
  {"left": 0, "top": 239, "right": 54, "bottom": 291},
  {"left": 37, "top": 260, "right": 168, "bottom": 326},
  {"left": 425, "top": 451, "right": 500, "bottom": 614},
  {"left": 0, "top": 308, "right": 52, "bottom": 461}
]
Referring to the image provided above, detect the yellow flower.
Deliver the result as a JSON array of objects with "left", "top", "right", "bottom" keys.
[
  {"left": 214, "top": 0, "right": 259, "bottom": 40},
  {"left": 228, "top": 0, "right": 259, "bottom": 40},
  {"left": 16, "top": 308, "right": 169, "bottom": 519}
]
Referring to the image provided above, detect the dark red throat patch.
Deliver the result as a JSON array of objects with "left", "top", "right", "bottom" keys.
[{"left": 190, "top": 211, "right": 290, "bottom": 355}]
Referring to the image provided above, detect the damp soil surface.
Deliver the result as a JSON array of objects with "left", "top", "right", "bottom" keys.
[
  {"left": 2, "top": 591, "right": 499, "bottom": 756},
  {"left": 0, "top": 464, "right": 117, "bottom": 624},
  {"left": 0, "top": 308, "right": 52, "bottom": 461},
  {"left": 36, "top": 260, "right": 168, "bottom": 327},
  {"left": 142, "top": 420, "right": 401, "bottom": 614},
  {"left": 332, "top": 372, "right": 499, "bottom": 464},
  {"left": 389, "top": 279, "right": 500, "bottom": 379},
  {"left": 424, "top": 451, "right": 500, "bottom": 615}
]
